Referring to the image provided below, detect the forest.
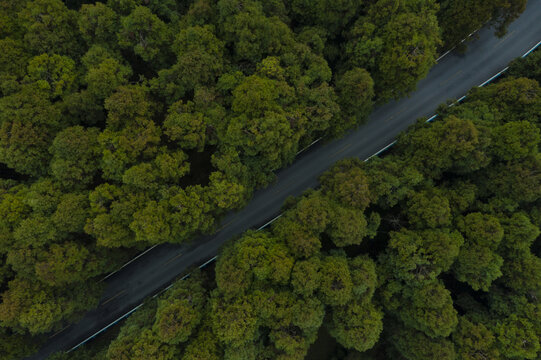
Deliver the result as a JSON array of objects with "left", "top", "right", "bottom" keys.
[
  {"left": 0, "top": 0, "right": 532, "bottom": 358},
  {"left": 56, "top": 53, "right": 541, "bottom": 360}
]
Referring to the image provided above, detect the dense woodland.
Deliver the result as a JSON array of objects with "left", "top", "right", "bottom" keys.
[
  {"left": 0, "top": 0, "right": 532, "bottom": 358},
  {"left": 58, "top": 57, "right": 541, "bottom": 360}
]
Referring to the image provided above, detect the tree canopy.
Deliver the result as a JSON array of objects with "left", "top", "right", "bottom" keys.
[{"left": 0, "top": 0, "right": 533, "bottom": 359}]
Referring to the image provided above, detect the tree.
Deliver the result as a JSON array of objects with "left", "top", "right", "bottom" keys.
[
  {"left": 26, "top": 54, "right": 76, "bottom": 99},
  {"left": 364, "top": 156, "right": 423, "bottom": 208},
  {"left": 153, "top": 151, "right": 191, "bottom": 184},
  {"left": 106, "top": 300, "right": 181, "bottom": 360},
  {"left": 34, "top": 241, "right": 107, "bottom": 286},
  {"left": 215, "top": 231, "right": 294, "bottom": 298},
  {"left": 329, "top": 300, "right": 383, "bottom": 353},
  {"left": 211, "top": 295, "right": 259, "bottom": 348},
  {"left": 389, "top": 323, "right": 456, "bottom": 360},
  {"left": 51, "top": 192, "right": 90, "bottom": 234},
  {"left": 117, "top": 6, "right": 170, "bottom": 64},
  {"left": 335, "top": 68, "right": 375, "bottom": 131},
  {"left": 438, "top": 0, "right": 527, "bottom": 49},
  {"left": 289, "top": 0, "right": 363, "bottom": 36},
  {"left": 107, "top": 326, "right": 179, "bottom": 360},
  {"left": 207, "top": 172, "right": 247, "bottom": 211},
  {"left": 0, "top": 38, "right": 29, "bottom": 92},
  {"left": 489, "top": 155, "right": 541, "bottom": 204},
  {"left": 182, "top": 326, "right": 222, "bottom": 360},
  {"left": 397, "top": 116, "right": 490, "bottom": 178},
  {"left": 226, "top": 111, "right": 297, "bottom": 172},
  {"left": 494, "top": 315, "right": 540, "bottom": 359},
  {"left": 498, "top": 212, "right": 540, "bottom": 253},
  {"left": 499, "top": 252, "right": 541, "bottom": 295},
  {"left": 349, "top": 256, "right": 378, "bottom": 301},
  {"left": 17, "top": 0, "right": 82, "bottom": 56},
  {"left": 272, "top": 217, "right": 321, "bottom": 259},
  {"left": 99, "top": 122, "right": 161, "bottom": 181},
  {"left": 86, "top": 183, "right": 144, "bottom": 248},
  {"left": 128, "top": 200, "right": 171, "bottom": 245},
  {"left": 106, "top": 0, "right": 139, "bottom": 15},
  {"left": 217, "top": 0, "right": 294, "bottom": 64},
  {"left": 406, "top": 189, "right": 452, "bottom": 229},
  {"left": 508, "top": 49, "right": 541, "bottom": 83},
  {"left": 0, "top": 183, "right": 30, "bottom": 252},
  {"left": 0, "top": 328, "right": 37, "bottom": 360},
  {"left": 103, "top": 84, "right": 152, "bottom": 131},
  {"left": 225, "top": 73, "right": 299, "bottom": 172},
  {"left": 453, "top": 244, "right": 503, "bottom": 291},
  {"left": 385, "top": 228, "right": 463, "bottom": 282},
  {"left": 153, "top": 276, "right": 207, "bottom": 344},
  {"left": 327, "top": 205, "right": 369, "bottom": 247},
  {"left": 49, "top": 126, "right": 101, "bottom": 190},
  {"left": 12, "top": 215, "right": 57, "bottom": 249},
  {"left": 78, "top": 2, "right": 119, "bottom": 46},
  {"left": 0, "top": 1, "right": 27, "bottom": 39},
  {"left": 293, "top": 193, "right": 331, "bottom": 233},
  {"left": 59, "top": 89, "right": 105, "bottom": 127},
  {"left": 99, "top": 85, "right": 161, "bottom": 181},
  {"left": 452, "top": 317, "right": 500, "bottom": 360},
  {"left": 0, "top": 278, "right": 101, "bottom": 335},
  {"left": 85, "top": 58, "right": 132, "bottom": 101},
  {"left": 163, "top": 100, "right": 207, "bottom": 151},
  {"left": 465, "top": 78, "right": 541, "bottom": 123},
  {"left": 346, "top": 0, "right": 441, "bottom": 100},
  {"left": 452, "top": 213, "right": 504, "bottom": 291},
  {"left": 122, "top": 150, "right": 190, "bottom": 193},
  {"left": 321, "top": 161, "right": 372, "bottom": 211},
  {"left": 490, "top": 120, "right": 540, "bottom": 161},
  {"left": 166, "top": 185, "right": 216, "bottom": 242},
  {"left": 459, "top": 213, "right": 504, "bottom": 249},
  {"left": 318, "top": 253, "right": 353, "bottom": 306},
  {"left": 290, "top": 257, "right": 321, "bottom": 296},
  {"left": 0, "top": 85, "right": 62, "bottom": 176},
  {"left": 398, "top": 281, "right": 458, "bottom": 338},
  {"left": 152, "top": 25, "right": 225, "bottom": 102}
]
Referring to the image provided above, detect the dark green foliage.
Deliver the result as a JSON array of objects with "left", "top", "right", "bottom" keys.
[
  {"left": 389, "top": 323, "right": 456, "bottom": 360},
  {"left": 18, "top": 0, "right": 83, "bottom": 56},
  {"left": 396, "top": 115, "right": 490, "bottom": 178},
  {"left": 334, "top": 68, "right": 375, "bottom": 132},
  {"left": 73, "top": 71, "right": 541, "bottom": 360},
  {"left": 153, "top": 275, "right": 207, "bottom": 345},
  {"left": 0, "top": 0, "right": 534, "bottom": 358},
  {"left": 509, "top": 49, "right": 541, "bottom": 82},
  {"left": 49, "top": 126, "right": 101, "bottom": 190},
  {"left": 0, "top": 85, "right": 62, "bottom": 176},
  {"left": 78, "top": 3, "right": 119, "bottom": 46},
  {"left": 346, "top": 0, "right": 441, "bottom": 100},
  {"left": 117, "top": 5, "right": 170, "bottom": 64},
  {"left": 438, "top": 0, "right": 528, "bottom": 48}
]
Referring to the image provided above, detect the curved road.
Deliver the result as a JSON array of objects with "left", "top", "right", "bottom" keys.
[{"left": 30, "top": 1, "right": 541, "bottom": 358}]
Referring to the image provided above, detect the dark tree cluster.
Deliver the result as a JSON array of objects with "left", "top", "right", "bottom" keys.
[
  {"left": 60, "top": 66, "right": 541, "bottom": 360},
  {"left": 437, "top": 0, "right": 527, "bottom": 48},
  {"left": 0, "top": 0, "right": 529, "bottom": 358}
]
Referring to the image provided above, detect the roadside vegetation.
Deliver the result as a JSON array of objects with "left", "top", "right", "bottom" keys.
[
  {"left": 60, "top": 48, "right": 541, "bottom": 360},
  {"left": 0, "top": 0, "right": 531, "bottom": 358}
]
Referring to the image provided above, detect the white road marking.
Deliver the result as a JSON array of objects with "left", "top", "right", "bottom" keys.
[
  {"left": 99, "top": 244, "right": 159, "bottom": 282},
  {"left": 257, "top": 214, "right": 283, "bottom": 230},
  {"left": 522, "top": 40, "right": 541, "bottom": 58},
  {"left": 70, "top": 36, "right": 541, "bottom": 355},
  {"left": 478, "top": 66, "right": 509, "bottom": 87},
  {"left": 67, "top": 303, "right": 144, "bottom": 353}
]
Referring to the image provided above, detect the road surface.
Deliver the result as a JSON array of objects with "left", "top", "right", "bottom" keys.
[{"left": 29, "top": 1, "right": 541, "bottom": 358}]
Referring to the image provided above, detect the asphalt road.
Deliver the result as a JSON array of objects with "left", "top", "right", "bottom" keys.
[{"left": 30, "top": 1, "right": 541, "bottom": 358}]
